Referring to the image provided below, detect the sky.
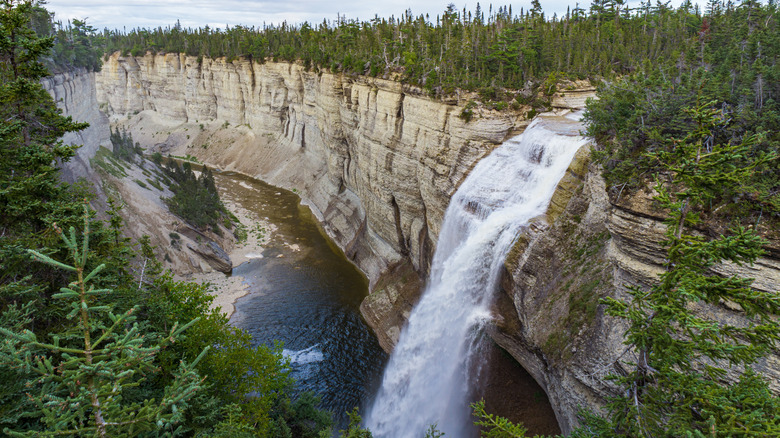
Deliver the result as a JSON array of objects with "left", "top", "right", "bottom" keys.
[{"left": 45, "top": 0, "right": 636, "bottom": 32}]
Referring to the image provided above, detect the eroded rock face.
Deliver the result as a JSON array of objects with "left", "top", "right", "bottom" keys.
[
  {"left": 95, "top": 56, "right": 631, "bottom": 430},
  {"left": 186, "top": 239, "right": 233, "bottom": 273},
  {"left": 65, "top": 55, "right": 780, "bottom": 434},
  {"left": 495, "top": 155, "right": 626, "bottom": 434},
  {"left": 44, "top": 68, "right": 235, "bottom": 276},
  {"left": 42, "top": 68, "right": 112, "bottom": 183},
  {"left": 496, "top": 153, "right": 780, "bottom": 433},
  {"left": 95, "top": 55, "right": 604, "bottom": 357},
  {"left": 96, "top": 53, "right": 529, "bottom": 289}
]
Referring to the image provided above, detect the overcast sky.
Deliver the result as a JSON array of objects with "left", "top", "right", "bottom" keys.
[{"left": 45, "top": 0, "right": 654, "bottom": 32}]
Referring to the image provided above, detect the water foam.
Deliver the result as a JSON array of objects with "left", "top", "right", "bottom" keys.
[
  {"left": 283, "top": 344, "right": 325, "bottom": 365},
  {"left": 365, "top": 116, "right": 588, "bottom": 437}
]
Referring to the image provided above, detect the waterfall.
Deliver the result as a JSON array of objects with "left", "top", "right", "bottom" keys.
[{"left": 365, "top": 115, "right": 588, "bottom": 437}]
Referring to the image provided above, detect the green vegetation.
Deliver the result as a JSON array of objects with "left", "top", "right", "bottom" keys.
[
  {"left": 572, "top": 2, "right": 780, "bottom": 435},
  {"left": 48, "top": 17, "right": 102, "bottom": 72},
  {"left": 91, "top": 146, "right": 129, "bottom": 178},
  {"left": 585, "top": 0, "right": 779, "bottom": 220},
  {"left": 472, "top": 400, "right": 532, "bottom": 437},
  {"left": 540, "top": 219, "right": 611, "bottom": 362},
  {"left": 109, "top": 125, "right": 229, "bottom": 233},
  {"left": 101, "top": 2, "right": 707, "bottom": 102},
  {"left": 110, "top": 126, "right": 143, "bottom": 161},
  {"left": 25, "top": 1, "right": 102, "bottom": 72},
  {"left": 162, "top": 160, "right": 227, "bottom": 231},
  {"left": 0, "top": 2, "right": 335, "bottom": 436},
  {"left": 169, "top": 153, "right": 202, "bottom": 163},
  {"left": 2, "top": 210, "right": 206, "bottom": 436},
  {"left": 4, "top": 0, "right": 780, "bottom": 435},
  {"left": 146, "top": 177, "right": 163, "bottom": 190},
  {"left": 475, "top": 2, "right": 780, "bottom": 436},
  {"left": 585, "top": 98, "right": 779, "bottom": 436},
  {"left": 459, "top": 100, "right": 477, "bottom": 122}
]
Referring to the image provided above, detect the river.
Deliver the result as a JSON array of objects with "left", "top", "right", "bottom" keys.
[
  {"left": 210, "top": 169, "right": 387, "bottom": 427},
  {"left": 206, "top": 165, "right": 559, "bottom": 435}
]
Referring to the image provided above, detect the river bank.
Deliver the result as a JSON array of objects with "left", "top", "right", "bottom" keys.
[{"left": 184, "top": 177, "right": 276, "bottom": 318}]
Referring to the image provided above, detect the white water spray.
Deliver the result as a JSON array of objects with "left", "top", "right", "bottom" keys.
[{"left": 365, "top": 115, "right": 588, "bottom": 437}]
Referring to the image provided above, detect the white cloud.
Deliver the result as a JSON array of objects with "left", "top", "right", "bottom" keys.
[{"left": 44, "top": 0, "right": 614, "bottom": 31}]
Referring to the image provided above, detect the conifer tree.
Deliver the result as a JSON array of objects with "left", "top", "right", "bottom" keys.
[
  {"left": 0, "top": 207, "right": 207, "bottom": 437},
  {"left": 1, "top": 2, "right": 324, "bottom": 435},
  {"left": 0, "top": 0, "right": 86, "bottom": 235},
  {"left": 592, "top": 100, "right": 780, "bottom": 436}
]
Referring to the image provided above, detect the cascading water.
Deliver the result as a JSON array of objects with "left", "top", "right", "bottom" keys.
[{"left": 365, "top": 115, "right": 588, "bottom": 437}]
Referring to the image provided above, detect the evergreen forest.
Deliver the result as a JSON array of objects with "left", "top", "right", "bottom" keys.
[
  {"left": 0, "top": 1, "right": 336, "bottom": 436},
  {"left": 1, "top": 0, "right": 779, "bottom": 436}
]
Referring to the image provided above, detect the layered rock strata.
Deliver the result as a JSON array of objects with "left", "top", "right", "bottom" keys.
[
  {"left": 89, "top": 54, "right": 780, "bottom": 434},
  {"left": 42, "top": 68, "right": 112, "bottom": 183},
  {"left": 95, "top": 53, "right": 534, "bottom": 290},
  {"left": 95, "top": 54, "right": 602, "bottom": 352},
  {"left": 494, "top": 154, "right": 780, "bottom": 433},
  {"left": 44, "top": 68, "right": 235, "bottom": 276}
]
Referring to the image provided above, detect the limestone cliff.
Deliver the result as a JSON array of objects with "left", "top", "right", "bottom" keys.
[
  {"left": 42, "top": 68, "right": 112, "bottom": 183},
  {"left": 493, "top": 155, "right": 780, "bottom": 433},
  {"left": 44, "top": 68, "right": 235, "bottom": 276},
  {"left": 96, "top": 52, "right": 540, "bottom": 289},
  {"left": 90, "top": 54, "right": 780, "bottom": 435}
]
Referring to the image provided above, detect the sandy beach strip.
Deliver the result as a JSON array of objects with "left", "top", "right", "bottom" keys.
[{"left": 190, "top": 197, "right": 275, "bottom": 319}]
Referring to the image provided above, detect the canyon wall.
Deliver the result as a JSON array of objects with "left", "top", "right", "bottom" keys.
[
  {"left": 42, "top": 68, "right": 112, "bottom": 183},
  {"left": 492, "top": 156, "right": 780, "bottom": 433},
  {"left": 44, "top": 68, "right": 236, "bottom": 277},
  {"left": 88, "top": 54, "right": 780, "bottom": 434},
  {"left": 95, "top": 52, "right": 540, "bottom": 289}
]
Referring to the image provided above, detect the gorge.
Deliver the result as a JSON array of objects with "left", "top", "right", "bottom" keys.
[
  {"left": 211, "top": 169, "right": 388, "bottom": 428},
  {"left": 45, "top": 53, "right": 780, "bottom": 435}
]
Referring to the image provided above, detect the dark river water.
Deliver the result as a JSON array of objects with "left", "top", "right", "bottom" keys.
[
  {"left": 205, "top": 166, "right": 559, "bottom": 436},
  {"left": 212, "top": 170, "right": 388, "bottom": 427}
]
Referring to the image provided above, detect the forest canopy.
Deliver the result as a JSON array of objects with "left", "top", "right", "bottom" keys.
[
  {"left": 0, "top": 1, "right": 334, "bottom": 435},
  {"left": 98, "top": 1, "right": 712, "bottom": 96},
  {"left": 585, "top": 0, "right": 778, "bottom": 221},
  {"left": 98, "top": 0, "right": 779, "bottom": 219}
]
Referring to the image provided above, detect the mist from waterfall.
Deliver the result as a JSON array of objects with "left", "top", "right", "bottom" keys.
[{"left": 365, "top": 115, "right": 588, "bottom": 437}]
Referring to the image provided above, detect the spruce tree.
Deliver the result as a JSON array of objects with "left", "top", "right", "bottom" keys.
[
  {"left": 1, "top": 2, "right": 114, "bottom": 431},
  {"left": 0, "top": 207, "right": 207, "bottom": 437},
  {"left": 0, "top": 2, "right": 322, "bottom": 435},
  {"left": 0, "top": 0, "right": 86, "bottom": 235},
  {"left": 592, "top": 100, "right": 780, "bottom": 436}
]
